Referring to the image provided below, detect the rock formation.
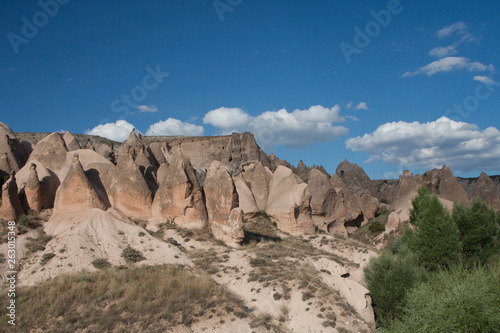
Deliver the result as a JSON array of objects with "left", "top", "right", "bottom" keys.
[
  {"left": 24, "top": 164, "right": 42, "bottom": 212},
  {"left": 27, "top": 132, "right": 68, "bottom": 172},
  {"left": 266, "top": 166, "right": 315, "bottom": 235},
  {"left": 96, "top": 144, "right": 113, "bottom": 162},
  {"left": 63, "top": 131, "right": 81, "bottom": 151},
  {"left": 135, "top": 147, "right": 158, "bottom": 192},
  {"left": 233, "top": 174, "right": 259, "bottom": 218},
  {"left": 336, "top": 159, "right": 378, "bottom": 199},
  {"left": 54, "top": 154, "right": 106, "bottom": 213},
  {"left": 0, "top": 171, "right": 23, "bottom": 221},
  {"left": 203, "top": 160, "right": 244, "bottom": 246},
  {"left": 308, "top": 169, "right": 336, "bottom": 217},
  {"left": 115, "top": 129, "right": 145, "bottom": 160},
  {"left": 0, "top": 122, "right": 28, "bottom": 177},
  {"left": 83, "top": 139, "right": 94, "bottom": 150},
  {"left": 152, "top": 154, "right": 207, "bottom": 227},
  {"left": 241, "top": 162, "right": 273, "bottom": 211},
  {"left": 423, "top": 165, "right": 470, "bottom": 206},
  {"left": 108, "top": 149, "right": 152, "bottom": 220},
  {"left": 328, "top": 174, "right": 364, "bottom": 234},
  {"left": 475, "top": 172, "right": 500, "bottom": 210}
]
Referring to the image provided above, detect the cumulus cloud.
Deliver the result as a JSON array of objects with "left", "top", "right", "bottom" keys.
[
  {"left": 355, "top": 102, "right": 369, "bottom": 110},
  {"left": 138, "top": 105, "right": 158, "bottom": 113},
  {"left": 203, "top": 105, "right": 348, "bottom": 149},
  {"left": 428, "top": 45, "right": 458, "bottom": 58},
  {"left": 345, "top": 117, "right": 500, "bottom": 173},
  {"left": 145, "top": 118, "right": 204, "bottom": 136},
  {"left": 473, "top": 75, "right": 497, "bottom": 85},
  {"left": 403, "top": 57, "right": 494, "bottom": 77},
  {"left": 203, "top": 107, "right": 251, "bottom": 131},
  {"left": 85, "top": 120, "right": 137, "bottom": 142},
  {"left": 436, "top": 22, "right": 468, "bottom": 39}
]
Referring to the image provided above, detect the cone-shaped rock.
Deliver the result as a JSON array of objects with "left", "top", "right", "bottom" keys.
[
  {"left": 0, "top": 122, "right": 28, "bottom": 176},
  {"left": 28, "top": 132, "right": 68, "bottom": 171},
  {"left": 476, "top": 172, "right": 500, "bottom": 210},
  {"left": 54, "top": 154, "right": 106, "bottom": 213},
  {"left": 233, "top": 174, "right": 259, "bottom": 218},
  {"left": 266, "top": 165, "right": 315, "bottom": 235},
  {"left": 25, "top": 164, "right": 42, "bottom": 212},
  {"left": 96, "top": 144, "right": 113, "bottom": 162},
  {"left": 242, "top": 162, "right": 273, "bottom": 211},
  {"left": 204, "top": 160, "right": 243, "bottom": 245},
  {"left": 135, "top": 147, "right": 158, "bottom": 193},
  {"left": 152, "top": 154, "right": 207, "bottom": 228},
  {"left": 0, "top": 172, "right": 23, "bottom": 221},
  {"left": 308, "top": 169, "right": 336, "bottom": 216},
  {"left": 108, "top": 149, "right": 152, "bottom": 219},
  {"left": 83, "top": 139, "right": 94, "bottom": 150},
  {"left": 63, "top": 131, "right": 81, "bottom": 151},
  {"left": 336, "top": 159, "right": 377, "bottom": 198},
  {"left": 115, "top": 129, "right": 145, "bottom": 160},
  {"left": 424, "top": 165, "right": 470, "bottom": 206}
]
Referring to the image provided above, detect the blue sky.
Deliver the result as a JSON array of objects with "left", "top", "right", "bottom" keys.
[{"left": 1, "top": 0, "right": 499, "bottom": 179}]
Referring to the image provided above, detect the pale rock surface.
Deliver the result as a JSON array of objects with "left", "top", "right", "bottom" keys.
[
  {"left": 0, "top": 172, "right": 23, "bottom": 221},
  {"left": 0, "top": 122, "right": 27, "bottom": 177},
  {"left": 266, "top": 166, "right": 315, "bottom": 235},
  {"left": 233, "top": 174, "right": 259, "bottom": 218},
  {"left": 241, "top": 162, "right": 273, "bottom": 211},
  {"left": 24, "top": 164, "right": 42, "bottom": 212},
  {"left": 54, "top": 154, "right": 106, "bottom": 214},
  {"left": 307, "top": 169, "right": 336, "bottom": 216},
  {"left": 204, "top": 161, "right": 244, "bottom": 245},
  {"left": 336, "top": 159, "right": 378, "bottom": 198},
  {"left": 424, "top": 165, "right": 470, "bottom": 206},
  {"left": 83, "top": 139, "right": 94, "bottom": 150},
  {"left": 96, "top": 144, "right": 113, "bottom": 162},
  {"left": 62, "top": 131, "right": 81, "bottom": 151},
  {"left": 108, "top": 149, "right": 152, "bottom": 220},
  {"left": 151, "top": 154, "right": 207, "bottom": 228},
  {"left": 27, "top": 132, "right": 68, "bottom": 172},
  {"left": 475, "top": 172, "right": 500, "bottom": 210}
]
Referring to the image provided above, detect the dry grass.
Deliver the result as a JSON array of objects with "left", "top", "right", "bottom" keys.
[{"left": 0, "top": 265, "right": 248, "bottom": 332}]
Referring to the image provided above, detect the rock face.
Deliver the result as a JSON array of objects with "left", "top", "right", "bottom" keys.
[
  {"left": 203, "top": 161, "right": 244, "bottom": 246},
  {"left": 266, "top": 166, "right": 315, "bottom": 235},
  {"left": 308, "top": 169, "right": 336, "bottom": 216},
  {"left": 63, "top": 131, "right": 81, "bottom": 151},
  {"left": 115, "top": 129, "right": 145, "bottom": 160},
  {"left": 328, "top": 174, "right": 364, "bottom": 233},
  {"left": 54, "top": 154, "right": 106, "bottom": 213},
  {"left": 27, "top": 132, "right": 68, "bottom": 172},
  {"left": 0, "top": 122, "right": 28, "bottom": 177},
  {"left": 233, "top": 174, "right": 260, "bottom": 218},
  {"left": 241, "top": 162, "right": 273, "bottom": 211},
  {"left": 96, "top": 144, "right": 113, "bottom": 162},
  {"left": 152, "top": 154, "right": 207, "bottom": 228},
  {"left": 108, "top": 150, "right": 153, "bottom": 220},
  {"left": 0, "top": 172, "right": 23, "bottom": 221},
  {"left": 475, "top": 172, "right": 500, "bottom": 210},
  {"left": 423, "top": 165, "right": 470, "bottom": 206},
  {"left": 24, "top": 164, "right": 42, "bottom": 212},
  {"left": 336, "top": 159, "right": 377, "bottom": 199}
]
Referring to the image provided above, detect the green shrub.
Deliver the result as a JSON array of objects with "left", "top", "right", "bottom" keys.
[
  {"left": 364, "top": 249, "right": 424, "bottom": 327},
  {"left": 385, "top": 265, "right": 500, "bottom": 333},
  {"left": 40, "top": 253, "right": 55, "bottom": 265},
  {"left": 26, "top": 231, "right": 53, "bottom": 253},
  {"left": 121, "top": 246, "right": 145, "bottom": 263},
  {"left": 92, "top": 259, "right": 112, "bottom": 270},
  {"left": 368, "top": 220, "right": 386, "bottom": 234}
]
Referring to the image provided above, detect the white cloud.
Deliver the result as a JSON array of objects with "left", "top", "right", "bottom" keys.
[
  {"left": 203, "top": 105, "right": 348, "bottom": 149},
  {"left": 346, "top": 117, "right": 500, "bottom": 173},
  {"left": 355, "top": 102, "right": 369, "bottom": 110},
  {"left": 138, "top": 105, "right": 158, "bottom": 113},
  {"left": 346, "top": 101, "right": 353, "bottom": 109},
  {"left": 428, "top": 45, "right": 458, "bottom": 58},
  {"left": 436, "top": 22, "right": 468, "bottom": 39},
  {"left": 85, "top": 120, "right": 136, "bottom": 142},
  {"left": 145, "top": 118, "right": 204, "bottom": 136},
  {"left": 473, "top": 75, "right": 497, "bottom": 85},
  {"left": 403, "top": 57, "right": 494, "bottom": 77},
  {"left": 203, "top": 107, "right": 251, "bottom": 131}
]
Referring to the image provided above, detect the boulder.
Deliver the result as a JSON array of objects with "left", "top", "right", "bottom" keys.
[
  {"left": 108, "top": 149, "right": 152, "bottom": 220},
  {"left": 266, "top": 166, "right": 315, "bottom": 235},
  {"left": 0, "top": 172, "right": 23, "bottom": 221},
  {"left": 24, "top": 164, "right": 42, "bottom": 212},
  {"left": 204, "top": 161, "right": 244, "bottom": 245},
  {"left": 151, "top": 154, "right": 207, "bottom": 228},
  {"left": 54, "top": 154, "right": 106, "bottom": 214},
  {"left": 475, "top": 172, "right": 500, "bottom": 210},
  {"left": 63, "top": 131, "right": 81, "bottom": 151},
  {"left": 233, "top": 174, "right": 259, "bottom": 218},
  {"left": 242, "top": 162, "right": 273, "bottom": 211}
]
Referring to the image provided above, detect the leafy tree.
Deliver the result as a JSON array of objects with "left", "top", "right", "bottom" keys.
[
  {"left": 407, "top": 187, "right": 461, "bottom": 271},
  {"left": 364, "top": 248, "right": 424, "bottom": 327},
  {"left": 453, "top": 198, "right": 499, "bottom": 266},
  {"left": 384, "top": 265, "right": 500, "bottom": 333}
]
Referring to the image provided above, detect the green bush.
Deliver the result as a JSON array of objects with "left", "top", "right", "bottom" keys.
[
  {"left": 40, "top": 253, "right": 55, "bottom": 265},
  {"left": 364, "top": 249, "right": 424, "bottom": 327},
  {"left": 368, "top": 220, "right": 386, "bottom": 234},
  {"left": 121, "top": 246, "right": 145, "bottom": 263},
  {"left": 453, "top": 198, "right": 499, "bottom": 266},
  {"left": 92, "top": 259, "right": 112, "bottom": 270},
  {"left": 407, "top": 187, "right": 461, "bottom": 271},
  {"left": 384, "top": 265, "right": 500, "bottom": 333}
]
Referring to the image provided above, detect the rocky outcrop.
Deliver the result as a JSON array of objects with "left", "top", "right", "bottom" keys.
[
  {"left": 83, "top": 139, "right": 94, "bottom": 150},
  {"left": 308, "top": 169, "right": 336, "bottom": 216},
  {"left": 0, "top": 122, "right": 28, "bottom": 177},
  {"left": 63, "top": 131, "right": 81, "bottom": 151},
  {"left": 423, "top": 165, "right": 470, "bottom": 206},
  {"left": 27, "top": 132, "right": 68, "bottom": 172},
  {"left": 0, "top": 172, "right": 23, "bottom": 221},
  {"left": 135, "top": 148, "right": 158, "bottom": 193},
  {"left": 268, "top": 153, "right": 293, "bottom": 172},
  {"left": 54, "top": 154, "right": 106, "bottom": 213},
  {"left": 96, "top": 144, "right": 113, "bottom": 162},
  {"left": 296, "top": 160, "right": 330, "bottom": 182},
  {"left": 152, "top": 154, "right": 207, "bottom": 227},
  {"left": 328, "top": 174, "right": 364, "bottom": 234},
  {"left": 24, "top": 164, "right": 42, "bottom": 212},
  {"left": 233, "top": 174, "right": 259, "bottom": 218},
  {"left": 266, "top": 166, "right": 315, "bottom": 235},
  {"left": 204, "top": 161, "right": 244, "bottom": 246},
  {"left": 108, "top": 149, "right": 152, "bottom": 220},
  {"left": 147, "top": 142, "right": 166, "bottom": 166},
  {"left": 475, "top": 172, "right": 500, "bottom": 210},
  {"left": 115, "top": 129, "right": 146, "bottom": 160},
  {"left": 336, "top": 159, "right": 377, "bottom": 199},
  {"left": 241, "top": 162, "right": 273, "bottom": 211}
]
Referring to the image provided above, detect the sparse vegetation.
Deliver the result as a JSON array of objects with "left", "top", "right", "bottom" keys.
[
  {"left": 92, "top": 258, "right": 112, "bottom": 270},
  {"left": 25, "top": 230, "right": 53, "bottom": 253},
  {"left": 40, "top": 253, "right": 55, "bottom": 265},
  {"left": 121, "top": 246, "right": 146, "bottom": 263}
]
